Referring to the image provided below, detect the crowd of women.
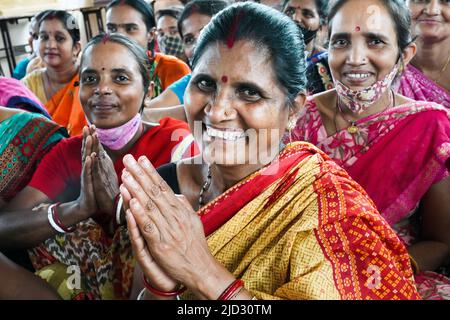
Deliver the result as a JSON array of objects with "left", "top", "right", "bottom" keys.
[{"left": 0, "top": 0, "right": 448, "bottom": 300}]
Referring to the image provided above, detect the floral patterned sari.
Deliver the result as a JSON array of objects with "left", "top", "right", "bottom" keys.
[
  {"left": 397, "top": 64, "right": 449, "bottom": 109},
  {"left": 290, "top": 98, "right": 450, "bottom": 299}
]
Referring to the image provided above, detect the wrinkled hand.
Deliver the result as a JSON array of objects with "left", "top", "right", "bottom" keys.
[
  {"left": 90, "top": 128, "right": 119, "bottom": 215},
  {"left": 126, "top": 206, "right": 178, "bottom": 293},
  {"left": 120, "top": 155, "right": 214, "bottom": 290},
  {"left": 77, "top": 126, "right": 98, "bottom": 216}
]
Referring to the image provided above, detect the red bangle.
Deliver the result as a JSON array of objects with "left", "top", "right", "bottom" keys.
[
  {"left": 51, "top": 202, "right": 76, "bottom": 233},
  {"left": 142, "top": 274, "right": 186, "bottom": 297},
  {"left": 217, "top": 279, "right": 244, "bottom": 300}
]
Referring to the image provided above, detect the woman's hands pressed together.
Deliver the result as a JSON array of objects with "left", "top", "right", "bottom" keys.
[
  {"left": 78, "top": 125, "right": 120, "bottom": 219},
  {"left": 77, "top": 125, "right": 98, "bottom": 216},
  {"left": 120, "top": 155, "right": 240, "bottom": 300}
]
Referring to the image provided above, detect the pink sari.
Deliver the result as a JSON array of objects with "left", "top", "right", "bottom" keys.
[
  {"left": 290, "top": 98, "right": 450, "bottom": 299},
  {"left": 398, "top": 64, "right": 449, "bottom": 109}
]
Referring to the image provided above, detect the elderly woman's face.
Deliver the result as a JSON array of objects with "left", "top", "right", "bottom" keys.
[
  {"left": 408, "top": 0, "right": 450, "bottom": 43},
  {"left": 184, "top": 40, "right": 290, "bottom": 166},
  {"left": 79, "top": 42, "right": 145, "bottom": 129},
  {"left": 328, "top": 0, "right": 400, "bottom": 90}
]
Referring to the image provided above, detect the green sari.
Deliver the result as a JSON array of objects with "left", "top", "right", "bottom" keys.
[{"left": 0, "top": 112, "right": 67, "bottom": 202}]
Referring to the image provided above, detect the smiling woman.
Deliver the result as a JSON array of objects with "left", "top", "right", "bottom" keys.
[
  {"left": 290, "top": 0, "right": 450, "bottom": 300},
  {"left": 0, "top": 33, "right": 197, "bottom": 300},
  {"left": 120, "top": 2, "right": 420, "bottom": 300},
  {"left": 397, "top": 0, "right": 450, "bottom": 108},
  {"left": 21, "top": 10, "right": 86, "bottom": 136}
]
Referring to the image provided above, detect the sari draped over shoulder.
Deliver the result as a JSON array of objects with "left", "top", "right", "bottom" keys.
[
  {"left": 22, "top": 70, "right": 87, "bottom": 136},
  {"left": 0, "top": 112, "right": 67, "bottom": 202},
  {"left": 290, "top": 99, "right": 450, "bottom": 299},
  {"left": 182, "top": 142, "right": 420, "bottom": 300},
  {"left": 397, "top": 64, "right": 450, "bottom": 109},
  {"left": 291, "top": 99, "right": 450, "bottom": 226}
]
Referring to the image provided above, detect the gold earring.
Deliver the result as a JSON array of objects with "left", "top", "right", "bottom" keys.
[
  {"left": 287, "top": 118, "right": 296, "bottom": 131},
  {"left": 286, "top": 118, "right": 296, "bottom": 145}
]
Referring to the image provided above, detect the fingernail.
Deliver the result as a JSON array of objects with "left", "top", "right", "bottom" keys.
[
  {"left": 123, "top": 154, "right": 134, "bottom": 163},
  {"left": 139, "top": 156, "right": 151, "bottom": 168}
]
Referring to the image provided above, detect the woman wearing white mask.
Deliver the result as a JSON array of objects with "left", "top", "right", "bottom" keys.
[{"left": 289, "top": 0, "right": 450, "bottom": 300}]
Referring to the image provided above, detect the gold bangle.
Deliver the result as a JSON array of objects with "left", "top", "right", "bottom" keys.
[{"left": 409, "top": 255, "right": 420, "bottom": 275}]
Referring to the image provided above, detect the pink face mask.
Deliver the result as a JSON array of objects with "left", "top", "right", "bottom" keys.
[
  {"left": 95, "top": 113, "right": 142, "bottom": 150},
  {"left": 334, "top": 60, "right": 400, "bottom": 114}
]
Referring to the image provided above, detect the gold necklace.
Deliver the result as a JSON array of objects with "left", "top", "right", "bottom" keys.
[
  {"left": 336, "top": 90, "right": 395, "bottom": 135},
  {"left": 435, "top": 54, "right": 450, "bottom": 85},
  {"left": 198, "top": 165, "right": 212, "bottom": 208},
  {"left": 336, "top": 98, "right": 360, "bottom": 134}
]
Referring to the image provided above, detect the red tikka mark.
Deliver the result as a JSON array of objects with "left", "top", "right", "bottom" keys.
[
  {"left": 355, "top": 26, "right": 361, "bottom": 32},
  {"left": 102, "top": 33, "right": 110, "bottom": 44},
  {"left": 226, "top": 10, "right": 244, "bottom": 49},
  {"left": 190, "top": 3, "right": 200, "bottom": 15},
  {"left": 221, "top": 75, "right": 228, "bottom": 83}
]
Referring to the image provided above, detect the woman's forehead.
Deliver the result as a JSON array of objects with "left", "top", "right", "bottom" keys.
[
  {"left": 194, "top": 41, "right": 271, "bottom": 74},
  {"left": 40, "top": 18, "right": 67, "bottom": 31},
  {"left": 330, "top": 1, "right": 395, "bottom": 35},
  {"left": 83, "top": 43, "right": 140, "bottom": 70}
]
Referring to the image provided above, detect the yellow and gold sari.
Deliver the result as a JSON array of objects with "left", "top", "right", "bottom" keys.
[{"left": 195, "top": 142, "right": 420, "bottom": 300}]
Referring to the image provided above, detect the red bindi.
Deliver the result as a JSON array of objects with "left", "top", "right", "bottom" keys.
[
  {"left": 102, "top": 33, "right": 110, "bottom": 44},
  {"left": 355, "top": 26, "right": 361, "bottom": 32},
  {"left": 221, "top": 76, "right": 228, "bottom": 83}
]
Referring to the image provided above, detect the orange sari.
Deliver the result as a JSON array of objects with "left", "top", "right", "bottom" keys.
[
  {"left": 44, "top": 75, "right": 86, "bottom": 136},
  {"left": 22, "top": 70, "right": 86, "bottom": 136},
  {"left": 189, "top": 142, "right": 420, "bottom": 300}
]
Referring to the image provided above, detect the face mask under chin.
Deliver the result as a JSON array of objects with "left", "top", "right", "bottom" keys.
[{"left": 334, "top": 59, "right": 401, "bottom": 114}]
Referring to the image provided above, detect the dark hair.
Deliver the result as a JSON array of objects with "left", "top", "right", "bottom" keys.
[
  {"left": 30, "top": 10, "right": 51, "bottom": 39},
  {"left": 177, "top": 0, "right": 228, "bottom": 37},
  {"left": 191, "top": 2, "right": 306, "bottom": 102},
  {"left": 314, "top": 0, "right": 329, "bottom": 25},
  {"left": 157, "top": 8, "right": 182, "bottom": 22},
  {"left": 80, "top": 33, "right": 152, "bottom": 104},
  {"left": 328, "top": 0, "right": 412, "bottom": 53},
  {"left": 282, "top": 0, "right": 329, "bottom": 25},
  {"left": 107, "top": 0, "right": 156, "bottom": 31},
  {"left": 38, "top": 10, "right": 81, "bottom": 44}
]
